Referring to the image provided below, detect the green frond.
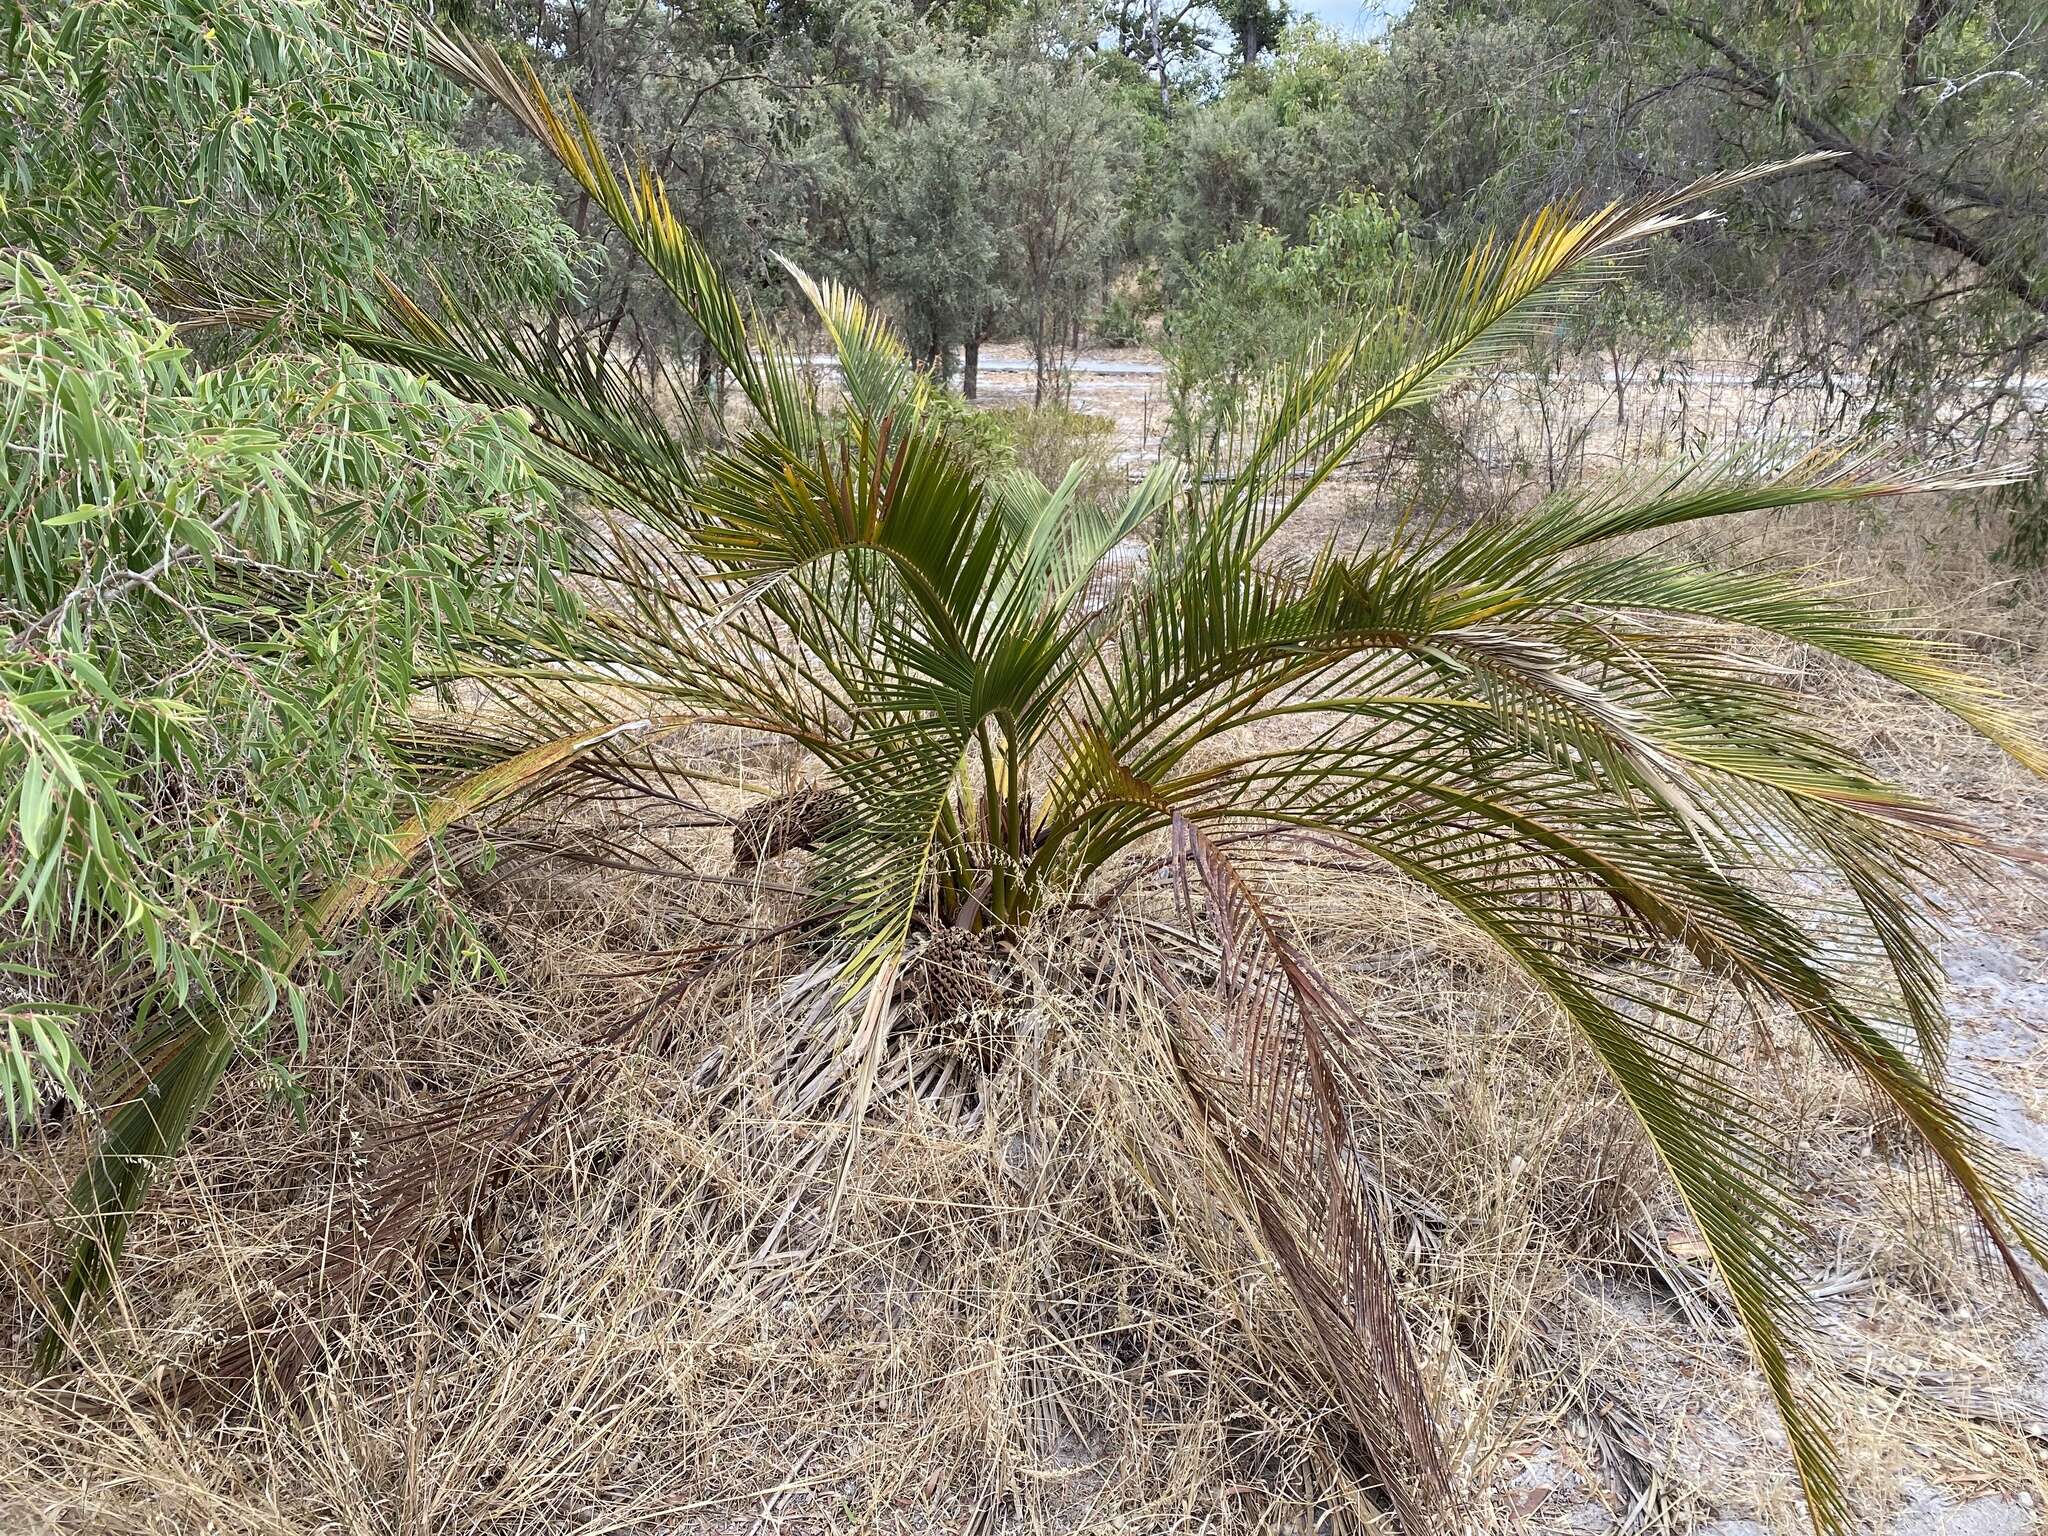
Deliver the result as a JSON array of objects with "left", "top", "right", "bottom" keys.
[
  {"left": 1183, "top": 157, "right": 1840, "bottom": 558},
  {"left": 779, "top": 255, "right": 930, "bottom": 431},
  {"left": 416, "top": 24, "right": 815, "bottom": 447},
  {"left": 1288, "top": 804, "right": 1850, "bottom": 1527}
]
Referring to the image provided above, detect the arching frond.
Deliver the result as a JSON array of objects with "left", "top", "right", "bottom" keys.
[
  {"left": 780, "top": 255, "right": 930, "bottom": 431},
  {"left": 416, "top": 24, "right": 815, "bottom": 446},
  {"left": 1180, "top": 156, "right": 1839, "bottom": 558}
]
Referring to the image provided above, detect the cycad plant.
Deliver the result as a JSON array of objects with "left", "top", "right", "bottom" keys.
[{"left": 41, "top": 29, "right": 2048, "bottom": 1533}]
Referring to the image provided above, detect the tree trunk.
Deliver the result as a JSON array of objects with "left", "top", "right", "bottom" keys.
[
  {"left": 963, "top": 338, "right": 980, "bottom": 401},
  {"left": 1145, "top": 0, "right": 1170, "bottom": 107},
  {"left": 696, "top": 335, "right": 726, "bottom": 442}
]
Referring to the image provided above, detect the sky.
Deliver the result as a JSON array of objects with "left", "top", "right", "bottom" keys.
[{"left": 1285, "top": 0, "right": 1404, "bottom": 36}]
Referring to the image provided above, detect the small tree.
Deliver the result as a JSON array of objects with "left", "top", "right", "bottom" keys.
[
  {"left": 987, "top": 41, "right": 1133, "bottom": 404},
  {"left": 1163, "top": 190, "right": 1411, "bottom": 452},
  {"left": 825, "top": 46, "right": 1006, "bottom": 382}
]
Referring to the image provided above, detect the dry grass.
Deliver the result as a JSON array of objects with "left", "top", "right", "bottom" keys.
[
  {"left": 0, "top": 854, "right": 1421, "bottom": 1532},
  {"left": 6, "top": 390, "right": 2048, "bottom": 1533}
]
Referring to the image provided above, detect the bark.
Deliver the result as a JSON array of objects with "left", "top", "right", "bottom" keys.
[{"left": 1145, "top": 0, "right": 1170, "bottom": 107}]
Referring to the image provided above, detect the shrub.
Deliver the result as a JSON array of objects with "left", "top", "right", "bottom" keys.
[
  {"left": 0, "top": 251, "right": 570, "bottom": 1302},
  {"left": 1091, "top": 287, "right": 1151, "bottom": 348},
  {"left": 1163, "top": 190, "right": 1410, "bottom": 453},
  {"left": 984, "top": 402, "right": 1118, "bottom": 486},
  {"left": 918, "top": 382, "right": 1019, "bottom": 478}
]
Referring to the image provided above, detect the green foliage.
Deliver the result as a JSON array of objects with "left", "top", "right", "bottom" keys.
[
  {"left": 467, "top": 0, "right": 831, "bottom": 381},
  {"left": 919, "top": 384, "right": 1020, "bottom": 477},
  {"left": 0, "top": 251, "right": 570, "bottom": 1150},
  {"left": 1996, "top": 464, "right": 2048, "bottom": 567},
  {"left": 1213, "top": 0, "right": 1290, "bottom": 68},
  {"left": 0, "top": 0, "right": 580, "bottom": 305},
  {"left": 1566, "top": 276, "right": 1693, "bottom": 356},
  {"left": 983, "top": 402, "right": 1118, "bottom": 489},
  {"left": 1091, "top": 284, "right": 1151, "bottom": 347},
  {"left": 1164, "top": 19, "right": 1556, "bottom": 272},
  {"left": 1163, "top": 190, "right": 1411, "bottom": 451},
  {"left": 1, "top": 994, "right": 82, "bottom": 1139},
  {"left": 920, "top": 393, "right": 1118, "bottom": 490},
  {"left": 826, "top": 40, "right": 1005, "bottom": 368}
]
